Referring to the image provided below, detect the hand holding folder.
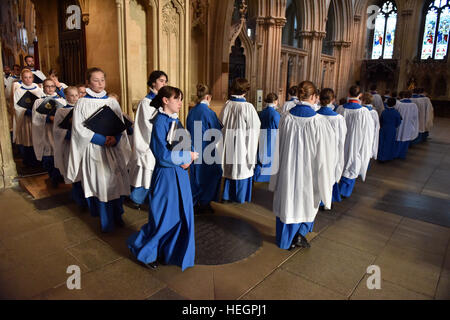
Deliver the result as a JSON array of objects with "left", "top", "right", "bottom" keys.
[{"left": 83, "top": 105, "right": 127, "bottom": 137}]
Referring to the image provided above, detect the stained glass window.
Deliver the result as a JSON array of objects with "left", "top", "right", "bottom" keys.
[
  {"left": 371, "top": 1, "right": 397, "bottom": 59},
  {"left": 421, "top": 0, "right": 450, "bottom": 60}
]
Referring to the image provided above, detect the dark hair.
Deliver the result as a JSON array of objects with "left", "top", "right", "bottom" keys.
[
  {"left": 384, "top": 89, "right": 391, "bottom": 95},
  {"left": 349, "top": 85, "right": 361, "bottom": 97},
  {"left": 369, "top": 84, "right": 377, "bottom": 91},
  {"left": 319, "top": 88, "right": 335, "bottom": 106},
  {"left": 391, "top": 91, "right": 398, "bottom": 98},
  {"left": 48, "top": 68, "right": 58, "bottom": 76},
  {"left": 297, "top": 81, "right": 317, "bottom": 100},
  {"left": 230, "top": 78, "right": 250, "bottom": 95},
  {"left": 76, "top": 83, "right": 86, "bottom": 88},
  {"left": 86, "top": 67, "right": 106, "bottom": 82},
  {"left": 288, "top": 86, "right": 298, "bottom": 97},
  {"left": 24, "top": 55, "right": 34, "bottom": 61},
  {"left": 196, "top": 83, "right": 211, "bottom": 102},
  {"left": 413, "top": 87, "right": 421, "bottom": 94},
  {"left": 147, "top": 70, "right": 168, "bottom": 88},
  {"left": 13, "top": 64, "right": 21, "bottom": 69},
  {"left": 399, "top": 90, "right": 412, "bottom": 99},
  {"left": 339, "top": 98, "right": 347, "bottom": 106},
  {"left": 387, "top": 98, "right": 397, "bottom": 108},
  {"left": 264, "top": 92, "right": 278, "bottom": 104},
  {"left": 361, "top": 92, "right": 373, "bottom": 105},
  {"left": 150, "top": 86, "right": 183, "bottom": 109}
]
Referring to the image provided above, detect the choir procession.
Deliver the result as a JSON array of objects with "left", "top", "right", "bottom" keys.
[
  {"left": 1, "top": 0, "right": 449, "bottom": 304},
  {"left": 2, "top": 56, "right": 435, "bottom": 272}
]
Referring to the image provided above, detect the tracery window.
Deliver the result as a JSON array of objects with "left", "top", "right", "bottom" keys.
[
  {"left": 371, "top": 1, "right": 397, "bottom": 59},
  {"left": 421, "top": 0, "right": 450, "bottom": 60}
]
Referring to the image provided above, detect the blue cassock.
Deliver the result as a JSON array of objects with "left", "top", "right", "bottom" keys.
[
  {"left": 127, "top": 112, "right": 195, "bottom": 271},
  {"left": 276, "top": 104, "right": 315, "bottom": 250},
  {"left": 317, "top": 106, "right": 342, "bottom": 203},
  {"left": 186, "top": 102, "right": 223, "bottom": 206},
  {"left": 253, "top": 105, "right": 280, "bottom": 182},
  {"left": 378, "top": 107, "right": 402, "bottom": 161}
]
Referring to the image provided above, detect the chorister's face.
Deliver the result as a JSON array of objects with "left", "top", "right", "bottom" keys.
[
  {"left": 43, "top": 80, "right": 57, "bottom": 95},
  {"left": 153, "top": 75, "right": 168, "bottom": 92},
  {"left": 13, "top": 66, "right": 21, "bottom": 75},
  {"left": 163, "top": 94, "right": 183, "bottom": 114},
  {"left": 4, "top": 66, "right": 11, "bottom": 75},
  {"left": 66, "top": 89, "right": 80, "bottom": 105},
  {"left": 25, "top": 57, "right": 34, "bottom": 67},
  {"left": 78, "top": 86, "right": 87, "bottom": 97},
  {"left": 22, "top": 72, "right": 34, "bottom": 86},
  {"left": 89, "top": 72, "right": 106, "bottom": 93}
]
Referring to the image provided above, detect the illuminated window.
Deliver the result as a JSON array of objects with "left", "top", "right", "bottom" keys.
[
  {"left": 371, "top": 1, "right": 397, "bottom": 59},
  {"left": 421, "top": 0, "right": 450, "bottom": 60}
]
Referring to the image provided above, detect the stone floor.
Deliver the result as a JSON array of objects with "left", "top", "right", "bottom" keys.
[{"left": 0, "top": 118, "right": 449, "bottom": 300}]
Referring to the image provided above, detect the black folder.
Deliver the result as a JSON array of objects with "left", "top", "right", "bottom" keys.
[
  {"left": 83, "top": 105, "right": 127, "bottom": 136},
  {"left": 33, "top": 74, "right": 44, "bottom": 84},
  {"left": 58, "top": 109, "right": 74, "bottom": 130},
  {"left": 16, "top": 91, "right": 39, "bottom": 110},
  {"left": 36, "top": 98, "right": 64, "bottom": 116},
  {"left": 123, "top": 116, "right": 133, "bottom": 130}
]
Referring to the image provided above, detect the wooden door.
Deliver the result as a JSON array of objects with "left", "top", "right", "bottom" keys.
[{"left": 58, "top": 0, "right": 87, "bottom": 85}]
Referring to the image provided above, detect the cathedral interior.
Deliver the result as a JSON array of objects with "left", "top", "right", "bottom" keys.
[{"left": 0, "top": 0, "right": 449, "bottom": 301}]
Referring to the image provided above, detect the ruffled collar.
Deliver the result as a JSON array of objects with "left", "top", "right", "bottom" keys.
[
  {"left": 298, "top": 101, "right": 314, "bottom": 107},
  {"left": 265, "top": 103, "right": 277, "bottom": 109},
  {"left": 199, "top": 100, "right": 210, "bottom": 106},
  {"left": 85, "top": 88, "right": 108, "bottom": 99},
  {"left": 158, "top": 107, "right": 178, "bottom": 119},
  {"left": 21, "top": 83, "right": 37, "bottom": 90}
]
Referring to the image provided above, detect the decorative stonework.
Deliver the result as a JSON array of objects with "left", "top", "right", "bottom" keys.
[
  {"left": 162, "top": 1, "right": 180, "bottom": 35},
  {"left": 191, "top": 0, "right": 208, "bottom": 29}
]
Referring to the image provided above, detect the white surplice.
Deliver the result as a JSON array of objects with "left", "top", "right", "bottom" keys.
[
  {"left": 31, "top": 95, "right": 67, "bottom": 161},
  {"left": 219, "top": 96, "right": 261, "bottom": 180},
  {"left": 53, "top": 106, "right": 74, "bottom": 183},
  {"left": 365, "top": 105, "right": 380, "bottom": 159},
  {"left": 269, "top": 111, "right": 336, "bottom": 224},
  {"left": 336, "top": 104, "right": 375, "bottom": 181},
  {"left": 395, "top": 100, "right": 419, "bottom": 142},
  {"left": 13, "top": 84, "right": 44, "bottom": 146},
  {"left": 281, "top": 97, "right": 299, "bottom": 113},
  {"left": 66, "top": 88, "right": 131, "bottom": 202},
  {"left": 128, "top": 95, "right": 158, "bottom": 190}
]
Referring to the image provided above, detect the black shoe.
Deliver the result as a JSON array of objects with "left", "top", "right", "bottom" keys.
[
  {"left": 144, "top": 261, "right": 158, "bottom": 269},
  {"left": 114, "top": 217, "right": 125, "bottom": 228},
  {"left": 295, "top": 235, "right": 311, "bottom": 248},
  {"left": 288, "top": 234, "right": 299, "bottom": 251}
]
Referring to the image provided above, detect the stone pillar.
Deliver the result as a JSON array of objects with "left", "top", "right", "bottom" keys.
[
  {"left": 0, "top": 41, "right": 18, "bottom": 189},
  {"left": 396, "top": 8, "right": 414, "bottom": 92},
  {"left": 151, "top": 0, "right": 190, "bottom": 123},
  {"left": 332, "top": 41, "right": 352, "bottom": 99},
  {"left": 301, "top": 31, "right": 326, "bottom": 85},
  {"left": 115, "top": 0, "right": 132, "bottom": 115},
  {"left": 255, "top": 16, "right": 286, "bottom": 94}
]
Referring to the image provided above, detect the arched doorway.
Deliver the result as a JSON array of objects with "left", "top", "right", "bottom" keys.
[
  {"left": 228, "top": 36, "right": 246, "bottom": 93},
  {"left": 57, "top": 0, "right": 87, "bottom": 85}
]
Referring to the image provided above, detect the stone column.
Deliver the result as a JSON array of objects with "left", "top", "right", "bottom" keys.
[
  {"left": 301, "top": 31, "right": 326, "bottom": 85},
  {"left": 151, "top": 0, "right": 190, "bottom": 123},
  {"left": 333, "top": 40, "right": 352, "bottom": 98},
  {"left": 115, "top": 0, "right": 132, "bottom": 115},
  {"left": 0, "top": 41, "right": 18, "bottom": 189},
  {"left": 396, "top": 8, "right": 414, "bottom": 92},
  {"left": 255, "top": 16, "right": 286, "bottom": 94}
]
